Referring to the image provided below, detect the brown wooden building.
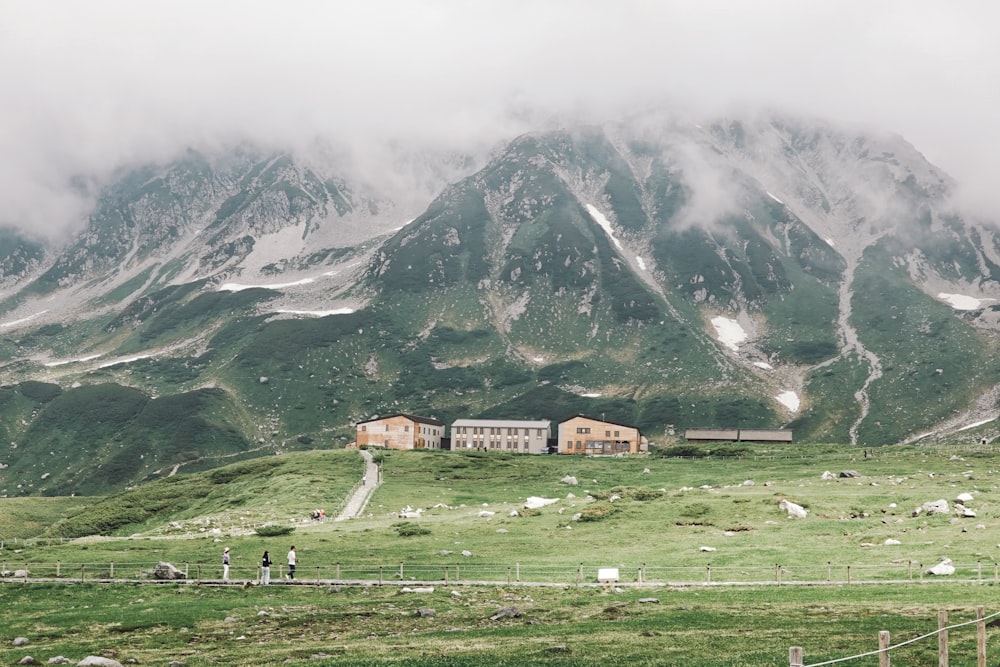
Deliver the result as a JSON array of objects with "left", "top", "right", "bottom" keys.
[
  {"left": 355, "top": 413, "right": 445, "bottom": 450},
  {"left": 557, "top": 415, "right": 646, "bottom": 455}
]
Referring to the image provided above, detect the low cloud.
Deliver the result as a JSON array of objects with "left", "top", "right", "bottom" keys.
[{"left": 1, "top": 1, "right": 999, "bottom": 235}]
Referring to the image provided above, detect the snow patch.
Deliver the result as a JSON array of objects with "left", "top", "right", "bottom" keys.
[
  {"left": 1, "top": 310, "right": 48, "bottom": 328},
  {"left": 532, "top": 356, "right": 545, "bottom": 363},
  {"left": 218, "top": 278, "right": 315, "bottom": 292},
  {"left": 274, "top": 308, "right": 354, "bottom": 317},
  {"left": 711, "top": 316, "right": 747, "bottom": 352},
  {"left": 776, "top": 391, "right": 800, "bottom": 413},
  {"left": 581, "top": 393, "right": 602, "bottom": 398},
  {"left": 636, "top": 256, "right": 646, "bottom": 271},
  {"left": 98, "top": 354, "right": 152, "bottom": 368},
  {"left": 938, "top": 293, "right": 990, "bottom": 311},
  {"left": 753, "top": 361, "right": 774, "bottom": 370},
  {"left": 824, "top": 237, "right": 836, "bottom": 247},
  {"left": 766, "top": 191, "right": 784, "bottom": 205},
  {"left": 44, "top": 354, "right": 104, "bottom": 368},
  {"left": 585, "top": 204, "right": 623, "bottom": 251},
  {"left": 958, "top": 417, "right": 997, "bottom": 432}
]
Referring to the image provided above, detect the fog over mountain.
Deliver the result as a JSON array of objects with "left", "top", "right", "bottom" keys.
[{"left": 2, "top": 1, "right": 999, "bottom": 237}]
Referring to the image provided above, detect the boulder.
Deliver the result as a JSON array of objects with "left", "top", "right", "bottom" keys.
[
  {"left": 779, "top": 499, "right": 808, "bottom": 519},
  {"left": 820, "top": 471, "right": 836, "bottom": 480},
  {"left": 884, "top": 539, "right": 901, "bottom": 546},
  {"left": 839, "top": 470, "right": 860, "bottom": 478},
  {"left": 76, "top": 658, "right": 124, "bottom": 667},
  {"left": 13, "top": 638, "right": 29, "bottom": 646},
  {"left": 699, "top": 546, "right": 716, "bottom": 552},
  {"left": 17, "top": 657, "right": 39, "bottom": 666},
  {"left": 922, "top": 499, "right": 950, "bottom": 515},
  {"left": 524, "top": 497, "right": 559, "bottom": 509},
  {"left": 926, "top": 559, "right": 956, "bottom": 576},
  {"left": 490, "top": 607, "right": 521, "bottom": 621},
  {"left": 561, "top": 476, "right": 578, "bottom": 486},
  {"left": 152, "top": 562, "right": 185, "bottom": 580},
  {"left": 47, "top": 658, "right": 71, "bottom": 665},
  {"left": 955, "top": 492, "right": 974, "bottom": 504}
]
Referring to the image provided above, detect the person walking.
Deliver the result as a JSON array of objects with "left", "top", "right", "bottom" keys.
[
  {"left": 261, "top": 550, "right": 271, "bottom": 585},
  {"left": 222, "top": 547, "right": 230, "bottom": 582},
  {"left": 286, "top": 545, "right": 297, "bottom": 580}
]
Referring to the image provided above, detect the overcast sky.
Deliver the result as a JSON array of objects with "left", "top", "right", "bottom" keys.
[{"left": 2, "top": 0, "right": 999, "bottom": 235}]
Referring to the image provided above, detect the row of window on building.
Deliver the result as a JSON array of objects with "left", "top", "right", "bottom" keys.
[{"left": 354, "top": 413, "right": 648, "bottom": 455}]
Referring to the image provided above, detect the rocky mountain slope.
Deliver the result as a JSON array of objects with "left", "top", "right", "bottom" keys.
[{"left": 1, "top": 112, "right": 998, "bottom": 496}]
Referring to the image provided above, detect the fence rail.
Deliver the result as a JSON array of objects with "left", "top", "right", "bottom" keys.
[
  {"left": 791, "top": 606, "right": 997, "bottom": 667},
  {"left": 3, "top": 560, "right": 1000, "bottom": 586}
]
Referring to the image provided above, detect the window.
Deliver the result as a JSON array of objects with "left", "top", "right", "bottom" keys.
[
  {"left": 605, "top": 430, "right": 611, "bottom": 437},
  {"left": 405, "top": 425, "right": 410, "bottom": 432},
  {"left": 576, "top": 427, "right": 590, "bottom": 434},
  {"left": 361, "top": 425, "right": 367, "bottom": 431},
  {"left": 614, "top": 431, "right": 620, "bottom": 437}
]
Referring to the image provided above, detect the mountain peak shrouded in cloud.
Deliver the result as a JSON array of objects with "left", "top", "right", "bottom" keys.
[{"left": 2, "top": 0, "right": 1000, "bottom": 236}]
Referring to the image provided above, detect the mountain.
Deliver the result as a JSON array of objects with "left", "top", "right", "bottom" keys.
[{"left": 0, "top": 112, "right": 998, "bottom": 496}]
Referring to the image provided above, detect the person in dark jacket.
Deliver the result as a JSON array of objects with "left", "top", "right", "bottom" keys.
[{"left": 261, "top": 550, "right": 272, "bottom": 585}]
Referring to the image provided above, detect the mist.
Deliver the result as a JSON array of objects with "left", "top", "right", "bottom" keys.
[{"left": 2, "top": 1, "right": 998, "bottom": 236}]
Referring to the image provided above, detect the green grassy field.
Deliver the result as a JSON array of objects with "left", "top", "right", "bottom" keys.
[{"left": 3, "top": 444, "right": 1000, "bottom": 665}]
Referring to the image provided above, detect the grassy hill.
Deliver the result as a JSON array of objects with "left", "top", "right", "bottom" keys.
[{"left": 1, "top": 444, "right": 999, "bottom": 666}]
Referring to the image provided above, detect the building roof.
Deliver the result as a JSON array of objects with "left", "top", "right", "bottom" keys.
[
  {"left": 559, "top": 414, "right": 640, "bottom": 431},
  {"left": 355, "top": 413, "right": 445, "bottom": 427},
  {"left": 452, "top": 419, "right": 551, "bottom": 428}
]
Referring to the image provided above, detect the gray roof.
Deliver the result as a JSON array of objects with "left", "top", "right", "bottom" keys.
[{"left": 452, "top": 419, "right": 551, "bottom": 428}]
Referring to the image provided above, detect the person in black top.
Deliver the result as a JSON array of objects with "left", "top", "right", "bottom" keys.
[{"left": 261, "top": 550, "right": 272, "bottom": 585}]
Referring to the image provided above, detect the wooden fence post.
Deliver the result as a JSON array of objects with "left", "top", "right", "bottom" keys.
[
  {"left": 336, "top": 563, "right": 341, "bottom": 580},
  {"left": 879, "top": 630, "right": 890, "bottom": 667},
  {"left": 378, "top": 566, "right": 383, "bottom": 586},
  {"left": 789, "top": 646, "right": 803, "bottom": 667},
  {"left": 938, "top": 610, "right": 948, "bottom": 667},
  {"left": 776, "top": 564, "right": 781, "bottom": 585},
  {"left": 706, "top": 564, "right": 711, "bottom": 584},
  {"left": 110, "top": 562, "right": 114, "bottom": 579},
  {"left": 977, "top": 605, "right": 986, "bottom": 667},
  {"left": 399, "top": 563, "right": 404, "bottom": 580},
  {"left": 56, "top": 561, "right": 60, "bottom": 578},
  {"left": 577, "top": 563, "right": 583, "bottom": 586},
  {"left": 516, "top": 561, "right": 520, "bottom": 582},
  {"left": 847, "top": 565, "right": 851, "bottom": 584},
  {"left": 827, "top": 561, "right": 832, "bottom": 581},
  {"left": 507, "top": 566, "right": 511, "bottom": 585}
]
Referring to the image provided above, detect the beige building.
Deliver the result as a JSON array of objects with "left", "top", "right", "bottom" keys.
[
  {"left": 558, "top": 415, "right": 646, "bottom": 455},
  {"left": 451, "top": 419, "right": 551, "bottom": 454},
  {"left": 355, "top": 413, "right": 445, "bottom": 450}
]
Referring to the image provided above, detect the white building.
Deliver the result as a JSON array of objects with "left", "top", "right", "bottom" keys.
[{"left": 450, "top": 419, "right": 551, "bottom": 454}]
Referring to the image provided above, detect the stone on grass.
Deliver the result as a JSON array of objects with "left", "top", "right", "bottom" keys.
[
  {"left": 524, "top": 497, "right": 559, "bottom": 510},
  {"left": 927, "top": 559, "right": 956, "bottom": 576},
  {"left": 18, "top": 657, "right": 39, "bottom": 666},
  {"left": 779, "top": 499, "right": 808, "bottom": 519},
  {"left": 884, "top": 539, "right": 901, "bottom": 546},
  {"left": 47, "top": 658, "right": 71, "bottom": 665},
  {"left": 490, "top": 607, "right": 521, "bottom": 621},
  {"left": 76, "top": 658, "right": 124, "bottom": 667},
  {"left": 638, "top": 598, "right": 660, "bottom": 604},
  {"left": 699, "top": 546, "right": 716, "bottom": 552},
  {"left": 400, "top": 586, "right": 435, "bottom": 593},
  {"left": 561, "top": 476, "right": 578, "bottom": 486},
  {"left": 152, "top": 562, "right": 185, "bottom": 580},
  {"left": 956, "top": 492, "right": 974, "bottom": 504},
  {"left": 821, "top": 471, "right": 836, "bottom": 480},
  {"left": 839, "top": 470, "right": 860, "bottom": 478}
]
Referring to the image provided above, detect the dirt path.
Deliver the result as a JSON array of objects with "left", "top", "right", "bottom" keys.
[{"left": 334, "top": 450, "right": 378, "bottom": 521}]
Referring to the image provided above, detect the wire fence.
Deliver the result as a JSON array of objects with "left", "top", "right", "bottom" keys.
[{"left": 3, "top": 560, "right": 1000, "bottom": 585}]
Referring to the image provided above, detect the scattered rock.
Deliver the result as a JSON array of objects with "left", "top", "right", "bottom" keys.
[
  {"left": 256, "top": 610, "right": 270, "bottom": 617},
  {"left": 152, "top": 562, "right": 185, "bottom": 580},
  {"left": 546, "top": 645, "right": 571, "bottom": 653},
  {"left": 490, "top": 607, "right": 521, "bottom": 621},
  {"left": 76, "top": 658, "right": 124, "bottom": 667},
  {"left": 18, "top": 657, "right": 39, "bottom": 666},
  {"left": 955, "top": 492, "right": 974, "bottom": 504},
  {"left": 13, "top": 638, "right": 29, "bottom": 647},
  {"left": 496, "top": 528, "right": 509, "bottom": 533},
  {"left": 917, "top": 500, "right": 949, "bottom": 516},
  {"left": 477, "top": 511, "right": 495, "bottom": 518},
  {"left": 438, "top": 550, "right": 453, "bottom": 556},
  {"left": 400, "top": 587, "right": 434, "bottom": 593},
  {"left": 742, "top": 480, "right": 755, "bottom": 487},
  {"left": 47, "top": 658, "right": 71, "bottom": 665},
  {"left": 884, "top": 539, "right": 901, "bottom": 546},
  {"left": 509, "top": 510, "right": 519, "bottom": 517},
  {"left": 927, "top": 558, "right": 956, "bottom": 576},
  {"left": 779, "top": 499, "right": 808, "bottom": 519},
  {"left": 524, "top": 497, "right": 559, "bottom": 509},
  {"left": 561, "top": 476, "right": 578, "bottom": 486},
  {"left": 461, "top": 550, "right": 472, "bottom": 557},
  {"left": 699, "top": 546, "right": 716, "bottom": 552},
  {"left": 839, "top": 470, "right": 860, "bottom": 478},
  {"left": 638, "top": 598, "right": 660, "bottom": 604},
  {"left": 821, "top": 471, "right": 836, "bottom": 480},
  {"left": 642, "top": 468, "right": 651, "bottom": 474},
  {"left": 415, "top": 608, "right": 435, "bottom": 618}
]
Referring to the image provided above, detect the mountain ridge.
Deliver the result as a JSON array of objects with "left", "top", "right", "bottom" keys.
[{"left": 0, "top": 110, "right": 998, "bottom": 496}]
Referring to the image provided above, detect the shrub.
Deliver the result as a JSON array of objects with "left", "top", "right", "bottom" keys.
[
  {"left": 255, "top": 525, "right": 295, "bottom": 537},
  {"left": 394, "top": 522, "right": 430, "bottom": 537},
  {"left": 577, "top": 502, "right": 617, "bottom": 522}
]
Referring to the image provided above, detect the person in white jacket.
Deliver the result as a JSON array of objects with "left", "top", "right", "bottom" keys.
[
  {"left": 222, "top": 548, "right": 230, "bottom": 581},
  {"left": 286, "top": 546, "right": 297, "bottom": 580}
]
